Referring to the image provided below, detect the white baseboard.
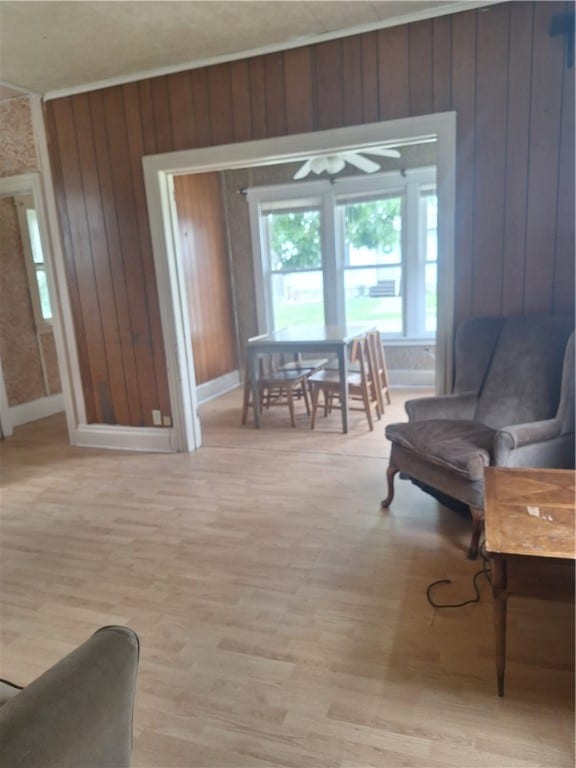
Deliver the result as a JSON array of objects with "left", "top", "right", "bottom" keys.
[
  {"left": 389, "top": 369, "right": 435, "bottom": 387},
  {"left": 197, "top": 370, "right": 240, "bottom": 405},
  {"left": 74, "top": 424, "right": 176, "bottom": 452},
  {"left": 10, "top": 393, "right": 65, "bottom": 427}
]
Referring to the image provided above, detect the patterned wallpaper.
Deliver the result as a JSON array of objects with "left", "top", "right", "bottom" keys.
[
  {"left": 0, "top": 96, "right": 38, "bottom": 177},
  {"left": 0, "top": 97, "right": 61, "bottom": 408}
]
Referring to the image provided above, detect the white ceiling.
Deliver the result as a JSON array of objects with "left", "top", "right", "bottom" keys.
[{"left": 0, "top": 1, "right": 489, "bottom": 98}]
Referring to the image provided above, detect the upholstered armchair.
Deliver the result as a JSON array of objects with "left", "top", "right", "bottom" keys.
[
  {"left": 0, "top": 626, "right": 140, "bottom": 768},
  {"left": 382, "top": 314, "right": 575, "bottom": 558}
]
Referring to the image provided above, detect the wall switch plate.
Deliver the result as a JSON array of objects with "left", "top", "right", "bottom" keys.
[
  {"left": 152, "top": 409, "right": 162, "bottom": 426},
  {"left": 162, "top": 415, "right": 172, "bottom": 427}
]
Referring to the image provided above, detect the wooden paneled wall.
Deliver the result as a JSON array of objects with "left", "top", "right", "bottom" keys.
[
  {"left": 45, "top": 1, "right": 574, "bottom": 426},
  {"left": 173, "top": 173, "right": 237, "bottom": 386}
]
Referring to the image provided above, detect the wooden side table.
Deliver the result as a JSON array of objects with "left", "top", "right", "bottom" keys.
[{"left": 484, "top": 467, "right": 575, "bottom": 696}]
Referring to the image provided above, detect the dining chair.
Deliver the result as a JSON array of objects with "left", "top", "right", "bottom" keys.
[
  {"left": 278, "top": 353, "right": 328, "bottom": 375},
  {"left": 277, "top": 354, "right": 327, "bottom": 406},
  {"left": 241, "top": 353, "right": 312, "bottom": 428},
  {"left": 367, "top": 329, "right": 391, "bottom": 412},
  {"left": 323, "top": 331, "right": 382, "bottom": 415},
  {"left": 307, "top": 335, "right": 381, "bottom": 431}
]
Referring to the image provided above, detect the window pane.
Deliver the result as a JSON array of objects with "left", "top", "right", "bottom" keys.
[
  {"left": 26, "top": 209, "right": 44, "bottom": 264},
  {"left": 344, "top": 266, "right": 402, "bottom": 334},
  {"left": 425, "top": 263, "right": 437, "bottom": 333},
  {"left": 267, "top": 210, "right": 321, "bottom": 271},
  {"left": 271, "top": 271, "right": 324, "bottom": 329},
  {"left": 342, "top": 197, "right": 402, "bottom": 266},
  {"left": 35, "top": 269, "right": 52, "bottom": 320}
]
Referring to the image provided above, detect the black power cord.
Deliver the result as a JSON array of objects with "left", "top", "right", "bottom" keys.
[{"left": 426, "top": 540, "right": 492, "bottom": 609}]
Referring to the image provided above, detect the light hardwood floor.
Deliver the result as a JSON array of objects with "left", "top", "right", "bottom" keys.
[{"left": 1, "top": 388, "right": 574, "bottom": 767}]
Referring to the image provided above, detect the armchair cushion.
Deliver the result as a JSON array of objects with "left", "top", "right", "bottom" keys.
[{"left": 386, "top": 419, "right": 496, "bottom": 480}]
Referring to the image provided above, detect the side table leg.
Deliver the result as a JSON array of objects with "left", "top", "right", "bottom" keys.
[
  {"left": 249, "top": 350, "right": 261, "bottom": 429},
  {"left": 338, "top": 344, "right": 349, "bottom": 434},
  {"left": 491, "top": 555, "right": 508, "bottom": 697}
]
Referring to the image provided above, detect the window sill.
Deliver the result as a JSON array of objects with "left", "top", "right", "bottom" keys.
[{"left": 381, "top": 337, "right": 436, "bottom": 347}]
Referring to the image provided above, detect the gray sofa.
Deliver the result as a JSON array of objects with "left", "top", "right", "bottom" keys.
[
  {"left": 0, "top": 626, "right": 140, "bottom": 768},
  {"left": 382, "top": 314, "right": 575, "bottom": 557}
]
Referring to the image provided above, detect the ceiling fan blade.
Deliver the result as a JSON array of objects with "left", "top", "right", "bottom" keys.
[
  {"left": 343, "top": 153, "right": 381, "bottom": 174},
  {"left": 362, "top": 147, "right": 401, "bottom": 159},
  {"left": 293, "top": 159, "right": 313, "bottom": 179}
]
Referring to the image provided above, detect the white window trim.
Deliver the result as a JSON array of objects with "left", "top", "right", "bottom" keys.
[
  {"left": 13, "top": 193, "right": 53, "bottom": 334},
  {"left": 247, "top": 167, "right": 437, "bottom": 340}
]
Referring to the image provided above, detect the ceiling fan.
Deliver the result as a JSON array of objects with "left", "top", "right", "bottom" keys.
[{"left": 293, "top": 146, "right": 401, "bottom": 180}]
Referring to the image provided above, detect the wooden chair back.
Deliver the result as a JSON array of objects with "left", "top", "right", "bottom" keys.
[
  {"left": 367, "top": 330, "right": 391, "bottom": 408},
  {"left": 308, "top": 333, "right": 381, "bottom": 431}
]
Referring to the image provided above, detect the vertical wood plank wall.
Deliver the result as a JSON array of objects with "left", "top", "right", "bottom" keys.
[
  {"left": 45, "top": 1, "right": 574, "bottom": 426},
  {"left": 173, "top": 173, "right": 237, "bottom": 386}
]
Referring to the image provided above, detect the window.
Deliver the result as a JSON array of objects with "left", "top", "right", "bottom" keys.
[
  {"left": 339, "top": 194, "right": 403, "bottom": 334},
  {"left": 249, "top": 168, "right": 437, "bottom": 339},
  {"left": 420, "top": 191, "right": 438, "bottom": 334},
  {"left": 15, "top": 194, "right": 53, "bottom": 331},
  {"left": 264, "top": 205, "right": 324, "bottom": 329}
]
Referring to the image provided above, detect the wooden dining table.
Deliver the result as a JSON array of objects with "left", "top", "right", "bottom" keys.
[{"left": 246, "top": 324, "right": 374, "bottom": 434}]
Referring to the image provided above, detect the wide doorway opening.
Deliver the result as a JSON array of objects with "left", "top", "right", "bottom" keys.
[{"left": 143, "top": 114, "right": 455, "bottom": 451}]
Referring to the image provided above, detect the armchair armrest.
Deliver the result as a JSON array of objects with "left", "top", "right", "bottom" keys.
[
  {"left": 0, "top": 626, "right": 139, "bottom": 768},
  {"left": 405, "top": 392, "right": 478, "bottom": 422},
  {"left": 493, "top": 419, "right": 574, "bottom": 467}
]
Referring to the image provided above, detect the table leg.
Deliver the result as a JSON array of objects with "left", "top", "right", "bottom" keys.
[
  {"left": 337, "top": 344, "right": 349, "bottom": 434},
  {"left": 491, "top": 555, "right": 508, "bottom": 697},
  {"left": 248, "top": 349, "right": 261, "bottom": 429}
]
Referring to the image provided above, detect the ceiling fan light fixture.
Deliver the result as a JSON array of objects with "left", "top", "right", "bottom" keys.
[
  {"left": 293, "top": 145, "right": 401, "bottom": 180},
  {"left": 310, "top": 156, "right": 328, "bottom": 174},
  {"left": 325, "top": 156, "right": 346, "bottom": 174}
]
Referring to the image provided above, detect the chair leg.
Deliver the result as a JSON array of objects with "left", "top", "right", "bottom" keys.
[
  {"left": 367, "top": 332, "right": 385, "bottom": 417},
  {"left": 360, "top": 377, "right": 374, "bottom": 431},
  {"left": 378, "top": 338, "right": 392, "bottom": 404},
  {"left": 286, "top": 387, "right": 296, "bottom": 427},
  {"left": 310, "top": 384, "right": 320, "bottom": 429},
  {"left": 384, "top": 383, "right": 392, "bottom": 405},
  {"left": 381, "top": 463, "right": 398, "bottom": 508},
  {"left": 301, "top": 381, "right": 311, "bottom": 415},
  {"left": 324, "top": 389, "right": 331, "bottom": 417},
  {"left": 241, "top": 374, "right": 251, "bottom": 425},
  {"left": 468, "top": 506, "right": 484, "bottom": 560}
]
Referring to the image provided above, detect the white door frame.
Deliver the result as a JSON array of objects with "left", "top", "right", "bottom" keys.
[
  {"left": 143, "top": 113, "right": 456, "bottom": 453},
  {"left": 0, "top": 170, "right": 80, "bottom": 440}
]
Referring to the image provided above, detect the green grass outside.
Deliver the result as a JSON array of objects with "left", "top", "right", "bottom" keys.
[{"left": 274, "top": 294, "right": 437, "bottom": 331}]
